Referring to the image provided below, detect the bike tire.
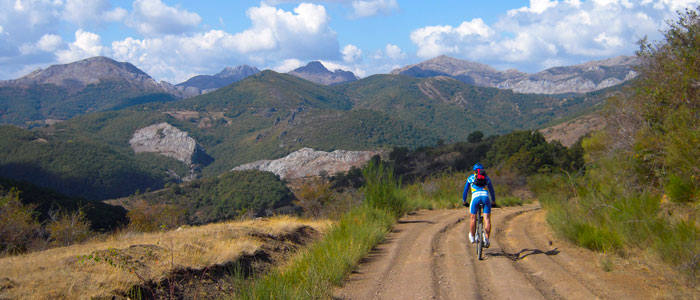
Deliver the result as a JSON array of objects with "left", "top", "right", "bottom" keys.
[
  {"left": 476, "top": 211, "right": 483, "bottom": 260},
  {"left": 477, "top": 223, "right": 483, "bottom": 260}
]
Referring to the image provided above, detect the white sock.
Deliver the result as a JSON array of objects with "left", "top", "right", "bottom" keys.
[{"left": 469, "top": 233, "right": 475, "bottom": 243}]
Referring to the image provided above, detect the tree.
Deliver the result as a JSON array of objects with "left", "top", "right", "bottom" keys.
[{"left": 468, "top": 131, "right": 484, "bottom": 143}]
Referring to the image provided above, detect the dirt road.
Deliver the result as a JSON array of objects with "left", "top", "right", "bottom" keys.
[{"left": 334, "top": 203, "right": 695, "bottom": 299}]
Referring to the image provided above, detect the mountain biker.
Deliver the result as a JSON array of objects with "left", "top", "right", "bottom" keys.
[{"left": 462, "top": 163, "right": 496, "bottom": 248}]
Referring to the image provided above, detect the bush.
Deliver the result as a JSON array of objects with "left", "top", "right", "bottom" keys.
[
  {"left": 46, "top": 210, "right": 92, "bottom": 246},
  {"left": 295, "top": 179, "right": 335, "bottom": 218},
  {"left": 127, "top": 200, "right": 186, "bottom": 232},
  {"left": 665, "top": 174, "right": 694, "bottom": 203},
  {"left": 0, "top": 189, "right": 42, "bottom": 255}
]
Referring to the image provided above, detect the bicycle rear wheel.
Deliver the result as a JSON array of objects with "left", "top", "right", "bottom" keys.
[{"left": 476, "top": 210, "right": 483, "bottom": 260}]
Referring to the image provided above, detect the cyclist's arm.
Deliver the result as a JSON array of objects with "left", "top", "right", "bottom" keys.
[
  {"left": 487, "top": 178, "right": 496, "bottom": 204},
  {"left": 462, "top": 181, "right": 470, "bottom": 204}
]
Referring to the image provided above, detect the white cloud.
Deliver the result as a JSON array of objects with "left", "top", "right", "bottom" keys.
[
  {"left": 508, "top": 0, "right": 558, "bottom": 15},
  {"left": 351, "top": 0, "right": 399, "bottom": 18},
  {"left": 20, "top": 33, "right": 63, "bottom": 54},
  {"left": 410, "top": 0, "right": 699, "bottom": 71},
  {"left": 126, "top": 0, "right": 202, "bottom": 36},
  {"left": 411, "top": 18, "right": 493, "bottom": 58},
  {"left": 265, "top": 0, "right": 399, "bottom": 18},
  {"left": 62, "top": 0, "right": 126, "bottom": 27},
  {"left": 57, "top": 30, "right": 106, "bottom": 63},
  {"left": 0, "top": 0, "right": 62, "bottom": 45},
  {"left": 342, "top": 44, "right": 362, "bottom": 62},
  {"left": 110, "top": 3, "right": 340, "bottom": 82},
  {"left": 384, "top": 43, "right": 405, "bottom": 59},
  {"left": 273, "top": 58, "right": 304, "bottom": 72}
]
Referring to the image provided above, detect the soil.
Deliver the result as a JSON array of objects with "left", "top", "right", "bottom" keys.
[{"left": 334, "top": 203, "right": 698, "bottom": 299}]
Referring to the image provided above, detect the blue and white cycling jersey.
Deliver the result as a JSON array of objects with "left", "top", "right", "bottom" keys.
[{"left": 462, "top": 174, "right": 496, "bottom": 214}]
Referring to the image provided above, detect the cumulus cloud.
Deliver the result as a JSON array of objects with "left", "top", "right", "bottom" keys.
[
  {"left": 384, "top": 44, "right": 405, "bottom": 59},
  {"left": 62, "top": 0, "right": 127, "bottom": 27},
  {"left": 19, "top": 33, "right": 63, "bottom": 54},
  {"left": 273, "top": 58, "right": 305, "bottom": 72},
  {"left": 0, "top": 0, "right": 62, "bottom": 46},
  {"left": 264, "top": 0, "right": 399, "bottom": 18},
  {"left": 411, "top": 18, "right": 493, "bottom": 58},
  {"left": 351, "top": 0, "right": 399, "bottom": 18},
  {"left": 410, "top": 0, "right": 699, "bottom": 71},
  {"left": 57, "top": 30, "right": 106, "bottom": 63},
  {"left": 126, "top": 0, "right": 202, "bottom": 36},
  {"left": 110, "top": 3, "right": 339, "bottom": 82},
  {"left": 342, "top": 44, "right": 362, "bottom": 62}
]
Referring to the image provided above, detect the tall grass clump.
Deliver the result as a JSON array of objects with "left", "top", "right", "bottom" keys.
[{"left": 361, "top": 160, "right": 407, "bottom": 217}]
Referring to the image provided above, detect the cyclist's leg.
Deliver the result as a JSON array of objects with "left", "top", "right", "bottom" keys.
[
  {"left": 483, "top": 198, "right": 492, "bottom": 239},
  {"left": 469, "top": 197, "right": 479, "bottom": 239}
]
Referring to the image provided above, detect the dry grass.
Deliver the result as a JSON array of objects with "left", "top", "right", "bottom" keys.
[{"left": 0, "top": 216, "right": 331, "bottom": 299}]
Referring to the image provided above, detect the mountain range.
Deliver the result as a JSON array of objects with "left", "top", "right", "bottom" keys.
[
  {"left": 288, "top": 61, "right": 359, "bottom": 85},
  {"left": 391, "top": 55, "right": 638, "bottom": 94},
  {"left": 0, "top": 54, "right": 632, "bottom": 200}
]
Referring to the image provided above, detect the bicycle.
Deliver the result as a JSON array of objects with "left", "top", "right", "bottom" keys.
[{"left": 474, "top": 203, "right": 485, "bottom": 260}]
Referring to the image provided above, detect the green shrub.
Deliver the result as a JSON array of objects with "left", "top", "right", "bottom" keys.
[
  {"left": 665, "top": 175, "right": 694, "bottom": 203},
  {"left": 571, "top": 223, "right": 622, "bottom": 252},
  {"left": 362, "top": 160, "right": 407, "bottom": 217},
  {"left": 498, "top": 196, "right": 526, "bottom": 207}
]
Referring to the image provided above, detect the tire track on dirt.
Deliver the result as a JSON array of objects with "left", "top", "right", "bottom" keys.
[{"left": 334, "top": 210, "right": 460, "bottom": 299}]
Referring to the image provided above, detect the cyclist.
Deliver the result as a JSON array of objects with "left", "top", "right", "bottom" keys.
[{"left": 462, "top": 163, "right": 496, "bottom": 248}]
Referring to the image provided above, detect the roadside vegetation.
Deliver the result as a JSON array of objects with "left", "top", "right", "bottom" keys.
[{"left": 532, "top": 8, "right": 699, "bottom": 282}]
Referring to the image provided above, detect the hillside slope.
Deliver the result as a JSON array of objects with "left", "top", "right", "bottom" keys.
[{"left": 0, "top": 70, "right": 617, "bottom": 199}]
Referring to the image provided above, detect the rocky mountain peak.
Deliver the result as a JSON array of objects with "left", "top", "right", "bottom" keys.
[
  {"left": 2, "top": 56, "right": 153, "bottom": 89},
  {"left": 295, "top": 61, "right": 329, "bottom": 74},
  {"left": 214, "top": 65, "right": 260, "bottom": 79},
  {"left": 176, "top": 65, "right": 261, "bottom": 93},
  {"left": 288, "top": 61, "right": 358, "bottom": 85}
]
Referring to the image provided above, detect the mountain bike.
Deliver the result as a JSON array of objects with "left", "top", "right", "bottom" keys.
[{"left": 475, "top": 203, "right": 484, "bottom": 260}]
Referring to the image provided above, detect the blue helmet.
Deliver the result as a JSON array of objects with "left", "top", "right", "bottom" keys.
[{"left": 472, "top": 163, "right": 484, "bottom": 171}]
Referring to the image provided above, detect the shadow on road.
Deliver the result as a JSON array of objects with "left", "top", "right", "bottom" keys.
[
  {"left": 397, "top": 220, "right": 436, "bottom": 224},
  {"left": 487, "top": 248, "right": 560, "bottom": 261}
]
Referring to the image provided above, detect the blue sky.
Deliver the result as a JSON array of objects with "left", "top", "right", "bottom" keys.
[{"left": 1, "top": 0, "right": 698, "bottom": 82}]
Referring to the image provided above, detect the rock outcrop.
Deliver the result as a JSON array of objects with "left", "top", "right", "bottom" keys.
[
  {"left": 232, "top": 148, "right": 379, "bottom": 179},
  {"left": 392, "top": 55, "right": 638, "bottom": 94},
  {"left": 129, "top": 122, "right": 211, "bottom": 167},
  {"left": 288, "top": 61, "right": 358, "bottom": 85}
]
